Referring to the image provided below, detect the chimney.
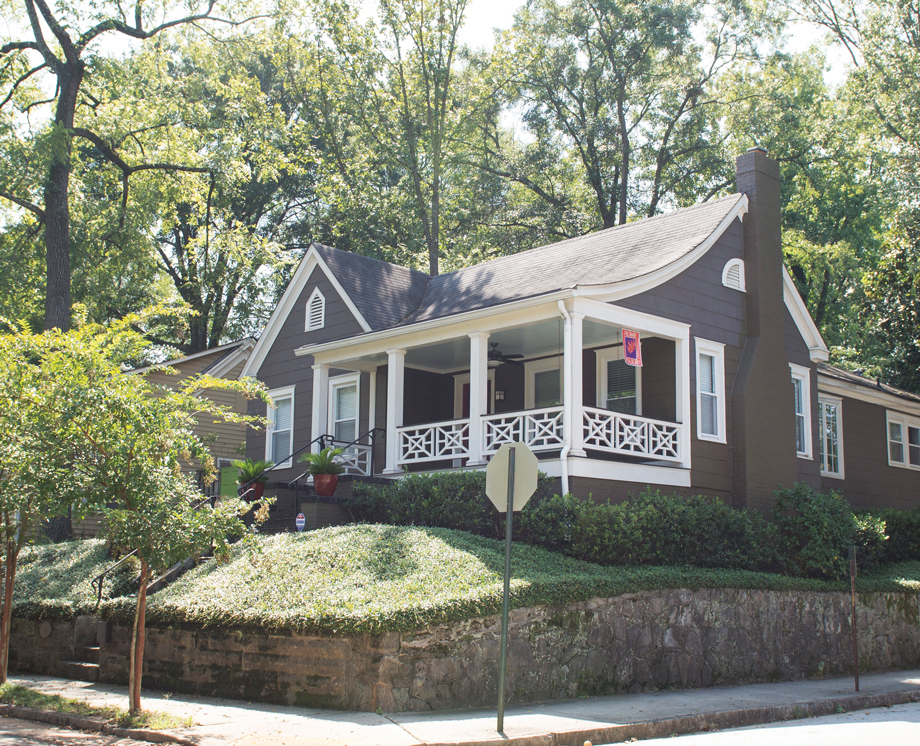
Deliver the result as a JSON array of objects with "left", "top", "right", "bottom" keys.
[{"left": 730, "top": 148, "right": 799, "bottom": 513}]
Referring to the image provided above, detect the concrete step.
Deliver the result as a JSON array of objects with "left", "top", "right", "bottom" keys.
[
  {"left": 74, "top": 645, "right": 99, "bottom": 664},
  {"left": 59, "top": 660, "right": 99, "bottom": 683}
]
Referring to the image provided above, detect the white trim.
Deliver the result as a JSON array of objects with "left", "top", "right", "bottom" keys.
[
  {"left": 384, "top": 349, "right": 406, "bottom": 474},
  {"left": 243, "top": 246, "right": 372, "bottom": 377},
  {"left": 265, "top": 384, "right": 295, "bottom": 468},
  {"left": 205, "top": 339, "right": 256, "bottom": 379},
  {"left": 596, "top": 346, "right": 642, "bottom": 416},
  {"left": 452, "top": 370, "right": 496, "bottom": 418},
  {"left": 818, "top": 375, "right": 920, "bottom": 419},
  {"left": 525, "top": 357, "right": 564, "bottom": 409},
  {"left": 886, "top": 410, "right": 920, "bottom": 470},
  {"left": 368, "top": 370, "right": 377, "bottom": 434},
  {"left": 131, "top": 338, "right": 255, "bottom": 376},
  {"left": 328, "top": 372, "right": 360, "bottom": 443},
  {"left": 538, "top": 458, "right": 692, "bottom": 488},
  {"left": 783, "top": 266, "right": 830, "bottom": 363},
  {"left": 695, "top": 338, "right": 726, "bottom": 443},
  {"left": 306, "top": 287, "right": 326, "bottom": 332},
  {"left": 789, "top": 362, "right": 813, "bottom": 459},
  {"left": 721, "top": 258, "right": 746, "bottom": 292},
  {"left": 573, "top": 297, "right": 691, "bottom": 340},
  {"left": 577, "top": 194, "right": 749, "bottom": 302},
  {"left": 818, "top": 395, "right": 844, "bottom": 479}
]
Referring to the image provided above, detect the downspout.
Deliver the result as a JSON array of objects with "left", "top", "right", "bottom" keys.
[{"left": 557, "top": 301, "right": 571, "bottom": 495}]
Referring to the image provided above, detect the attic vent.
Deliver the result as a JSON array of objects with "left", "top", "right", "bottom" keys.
[
  {"left": 722, "top": 259, "right": 745, "bottom": 292},
  {"left": 306, "top": 287, "right": 326, "bottom": 331}
]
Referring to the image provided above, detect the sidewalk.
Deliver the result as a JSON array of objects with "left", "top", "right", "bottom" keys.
[{"left": 7, "top": 670, "right": 920, "bottom": 746}]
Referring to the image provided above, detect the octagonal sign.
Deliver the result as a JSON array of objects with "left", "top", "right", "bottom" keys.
[{"left": 485, "top": 442, "right": 539, "bottom": 512}]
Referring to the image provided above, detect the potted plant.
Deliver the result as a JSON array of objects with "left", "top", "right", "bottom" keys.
[
  {"left": 231, "top": 458, "right": 273, "bottom": 501},
  {"left": 299, "top": 447, "right": 346, "bottom": 497}
]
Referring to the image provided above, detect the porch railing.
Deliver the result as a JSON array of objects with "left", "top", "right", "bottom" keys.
[
  {"left": 482, "top": 406, "right": 564, "bottom": 455},
  {"left": 582, "top": 406, "right": 682, "bottom": 462},
  {"left": 398, "top": 418, "right": 470, "bottom": 465},
  {"left": 327, "top": 440, "right": 373, "bottom": 476}
]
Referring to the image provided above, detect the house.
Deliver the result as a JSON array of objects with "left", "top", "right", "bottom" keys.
[{"left": 241, "top": 148, "right": 919, "bottom": 520}]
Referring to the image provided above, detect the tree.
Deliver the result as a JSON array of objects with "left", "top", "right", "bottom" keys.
[{"left": 0, "top": 1, "right": 263, "bottom": 331}]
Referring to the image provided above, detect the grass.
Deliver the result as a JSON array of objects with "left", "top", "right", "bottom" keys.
[
  {"left": 92, "top": 524, "right": 920, "bottom": 635},
  {"left": 0, "top": 683, "right": 193, "bottom": 730}
]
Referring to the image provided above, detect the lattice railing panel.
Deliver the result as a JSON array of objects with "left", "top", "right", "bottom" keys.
[
  {"left": 328, "top": 440, "right": 373, "bottom": 476},
  {"left": 583, "top": 407, "right": 681, "bottom": 462},
  {"left": 398, "top": 419, "right": 470, "bottom": 464},
  {"left": 483, "top": 407, "right": 564, "bottom": 455}
]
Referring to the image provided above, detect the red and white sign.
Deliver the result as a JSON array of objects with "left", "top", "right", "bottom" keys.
[
  {"left": 295, "top": 513, "right": 306, "bottom": 532},
  {"left": 623, "top": 329, "right": 642, "bottom": 367}
]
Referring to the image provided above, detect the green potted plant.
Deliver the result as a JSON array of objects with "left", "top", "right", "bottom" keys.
[
  {"left": 231, "top": 458, "right": 273, "bottom": 501},
  {"left": 299, "top": 447, "right": 346, "bottom": 497}
]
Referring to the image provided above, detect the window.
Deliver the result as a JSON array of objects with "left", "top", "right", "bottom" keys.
[
  {"left": 818, "top": 397, "right": 844, "bottom": 478},
  {"left": 721, "top": 259, "right": 746, "bottom": 292},
  {"left": 266, "top": 385, "right": 295, "bottom": 467},
  {"left": 306, "top": 287, "right": 325, "bottom": 331},
  {"left": 596, "top": 347, "right": 641, "bottom": 415},
  {"left": 789, "top": 363, "right": 812, "bottom": 458},
  {"left": 695, "top": 338, "right": 726, "bottom": 443},
  {"left": 329, "top": 374, "right": 360, "bottom": 444},
  {"left": 524, "top": 358, "right": 563, "bottom": 409},
  {"left": 888, "top": 411, "right": 920, "bottom": 469}
]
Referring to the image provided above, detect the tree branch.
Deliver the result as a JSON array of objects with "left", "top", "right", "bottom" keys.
[
  {"left": 0, "top": 189, "right": 45, "bottom": 221},
  {"left": 0, "top": 62, "right": 48, "bottom": 110}
]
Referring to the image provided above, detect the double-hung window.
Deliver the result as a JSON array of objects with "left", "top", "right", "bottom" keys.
[
  {"left": 596, "top": 347, "right": 640, "bottom": 415},
  {"left": 525, "top": 358, "right": 563, "bottom": 409},
  {"left": 266, "top": 385, "right": 295, "bottom": 467},
  {"left": 818, "top": 397, "right": 844, "bottom": 478},
  {"left": 329, "top": 373, "right": 360, "bottom": 444},
  {"left": 888, "top": 411, "right": 920, "bottom": 469},
  {"left": 695, "top": 338, "right": 726, "bottom": 443},
  {"left": 789, "top": 363, "right": 812, "bottom": 458}
]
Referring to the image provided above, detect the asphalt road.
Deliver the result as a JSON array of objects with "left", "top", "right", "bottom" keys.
[
  {"left": 0, "top": 717, "right": 147, "bottom": 746},
  {"left": 609, "top": 701, "right": 920, "bottom": 745}
]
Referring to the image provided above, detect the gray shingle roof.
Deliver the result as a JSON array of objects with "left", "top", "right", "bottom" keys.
[{"left": 817, "top": 363, "right": 920, "bottom": 404}]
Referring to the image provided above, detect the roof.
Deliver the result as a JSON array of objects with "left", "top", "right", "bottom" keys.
[
  {"left": 399, "top": 194, "right": 745, "bottom": 325},
  {"left": 130, "top": 338, "right": 255, "bottom": 376},
  {"left": 818, "top": 363, "right": 920, "bottom": 405}
]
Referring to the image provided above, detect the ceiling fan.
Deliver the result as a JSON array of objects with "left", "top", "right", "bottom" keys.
[{"left": 488, "top": 342, "right": 524, "bottom": 367}]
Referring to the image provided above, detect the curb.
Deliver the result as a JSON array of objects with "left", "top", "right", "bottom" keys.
[
  {"left": 421, "top": 688, "right": 920, "bottom": 746},
  {"left": 0, "top": 704, "right": 196, "bottom": 746}
]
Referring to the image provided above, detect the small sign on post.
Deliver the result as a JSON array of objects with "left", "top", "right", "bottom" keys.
[
  {"left": 485, "top": 442, "right": 538, "bottom": 734},
  {"left": 295, "top": 513, "right": 306, "bottom": 532}
]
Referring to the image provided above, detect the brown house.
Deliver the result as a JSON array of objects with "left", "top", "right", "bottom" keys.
[{"left": 241, "top": 149, "right": 919, "bottom": 517}]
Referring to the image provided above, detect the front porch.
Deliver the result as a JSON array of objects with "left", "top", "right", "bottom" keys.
[{"left": 300, "top": 297, "right": 692, "bottom": 493}]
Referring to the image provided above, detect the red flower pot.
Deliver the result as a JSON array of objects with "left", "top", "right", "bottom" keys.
[
  {"left": 313, "top": 474, "right": 339, "bottom": 497},
  {"left": 242, "top": 482, "right": 266, "bottom": 502}
]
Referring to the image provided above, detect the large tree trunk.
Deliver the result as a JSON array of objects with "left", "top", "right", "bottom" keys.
[
  {"left": 43, "top": 63, "right": 85, "bottom": 332},
  {"left": 0, "top": 539, "right": 20, "bottom": 684},
  {"left": 128, "top": 559, "right": 149, "bottom": 714}
]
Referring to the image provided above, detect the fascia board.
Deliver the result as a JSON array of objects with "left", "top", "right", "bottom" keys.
[
  {"left": 782, "top": 266, "right": 830, "bottom": 362},
  {"left": 207, "top": 339, "right": 255, "bottom": 379},
  {"left": 572, "top": 296, "right": 690, "bottom": 340},
  {"left": 818, "top": 376, "right": 920, "bottom": 418},
  {"left": 129, "top": 339, "right": 246, "bottom": 375},
  {"left": 575, "top": 194, "right": 749, "bottom": 303},
  {"left": 296, "top": 290, "right": 574, "bottom": 364}
]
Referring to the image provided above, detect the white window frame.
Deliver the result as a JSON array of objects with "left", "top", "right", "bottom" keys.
[
  {"left": 695, "top": 338, "right": 726, "bottom": 443},
  {"left": 328, "top": 373, "right": 361, "bottom": 444},
  {"left": 452, "top": 370, "right": 496, "bottom": 418},
  {"left": 721, "top": 258, "right": 746, "bottom": 292},
  {"left": 818, "top": 396, "right": 844, "bottom": 479},
  {"left": 887, "top": 410, "right": 920, "bottom": 470},
  {"left": 789, "top": 363, "right": 813, "bottom": 459},
  {"left": 265, "top": 384, "right": 295, "bottom": 468},
  {"left": 524, "top": 357, "right": 564, "bottom": 409},
  {"left": 305, "top": 287, "right": 326, "bottom": 332},
  {"left": 595, "top": 347, "right": 642, "bottom": 415}
]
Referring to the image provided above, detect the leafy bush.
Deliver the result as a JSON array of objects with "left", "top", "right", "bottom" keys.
[
  {"left": 773, "top": 483, "right": 860, "bottom": 579},
  {"left": 852, "top": 512, "right": 889, "bottom": 571},
  {"left": 860, "top": 507, "right": 920, "bottom": 564},
  {"left": 516, "top": 492, "right": 586, "bottom": 553}
]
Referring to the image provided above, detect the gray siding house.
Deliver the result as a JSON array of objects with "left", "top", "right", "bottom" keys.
[{"left": 242, "top": 149, "right": 919, "bottom": 516}]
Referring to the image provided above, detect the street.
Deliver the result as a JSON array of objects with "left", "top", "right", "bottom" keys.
[{"left": 0, "top": 718, "right": 147, "bottom": 746}]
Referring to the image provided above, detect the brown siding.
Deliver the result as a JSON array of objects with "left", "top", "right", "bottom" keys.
[
  {"left": 639, "top": 337, "right": 675, "bottom": 422},
  {"left": 821, "top": 396, "right": 920, "bottom": 511},
  {"left": 403, "top": 368, "right": 453, "bottom": 426},
  {"left": 571, "top": 477, "right": 702, "bottom": 505}
]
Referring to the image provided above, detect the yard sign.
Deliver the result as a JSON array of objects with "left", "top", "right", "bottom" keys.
[{"left": 623, "top": 328, "right": 642, "bottom": 367}]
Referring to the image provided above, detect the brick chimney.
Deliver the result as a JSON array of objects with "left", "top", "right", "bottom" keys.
[{"left": 730, "top": 148, "right": 799, "bottom": 513}]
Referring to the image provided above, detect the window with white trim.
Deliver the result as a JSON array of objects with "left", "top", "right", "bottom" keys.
[
  {"left": 887, "top": 411, "right": 920, "bottom": 469},
  {"left": 789, "top": 363, "right": 812, "bottom": 458},
  {"left": 306, "top": 287, "right": 326, "bottom": 331},
  {"left": 818, "top": 397, "right": 844, "bottom": 478},
  {"left": 722, "top": 258, "right": 746, "bottom": 292},
  {"left": 329, "top": 373, "right": 360, "bottom": 444},
  {"left": 266, "top": 385, "right": 295, "bottom": 467},
  {"left": 524, "top": 357, "right": 563, "bottom": 409},
  {"left": 596, "top": 347, "right": 641, "bottom": 415},
  {"left": 695, "top": 338, "right": 726, "bottom": 443}
]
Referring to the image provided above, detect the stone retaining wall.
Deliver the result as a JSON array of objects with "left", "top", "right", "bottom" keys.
[{"left": 11, "top": 588, "right": 920, "bottom": 712}]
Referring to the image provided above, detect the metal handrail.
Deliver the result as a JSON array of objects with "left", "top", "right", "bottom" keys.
[{"left": 238, "top": 434, "right": 334, "bottom": 496}]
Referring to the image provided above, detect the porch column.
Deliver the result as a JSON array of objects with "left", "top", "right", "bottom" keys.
[
  {"left": 383, "top": 349, "right": 406, "bottom": 474},
  {"left": 311, "top": 363, "right": 330, "bottom": 453},
  {"left": 675, "top": 335, "right": 692, "bottom": 469},
  {"left": 569, "top": 312, "right": 586, "bottom": 457},
  {"left": 468, "top": 332, "right": 490, "bottom": 466}
]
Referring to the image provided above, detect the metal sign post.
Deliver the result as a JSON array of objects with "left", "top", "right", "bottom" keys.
[
  {"left": 485, "top": 442, "right": 538, "bottom": 735},
  {"left": 850, "top": 544, "right": 859, "bottom": 692}
]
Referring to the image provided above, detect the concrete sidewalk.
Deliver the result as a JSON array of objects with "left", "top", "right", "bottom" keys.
[{"left": 6, "top": 670, "right": 920, "bottom": 746}]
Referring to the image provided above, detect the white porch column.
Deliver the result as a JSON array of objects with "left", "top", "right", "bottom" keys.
[
  {"left": 675, "top": 335, "right": 692, "bottom": 469},
  {"left": 311, "top": 363, "right": 330, "bottom": 453},
  {"left": 467, "top": 332, "right": 490, "bottom": 465},
  {"left": 384, "top": 349, "right": 406, "bottom": 474},
  {"left": 569, "top": 312, "right": 587, "bottom": 457}
]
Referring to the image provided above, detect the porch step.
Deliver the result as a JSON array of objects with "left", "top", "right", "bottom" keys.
[
  {"left": 75, "top": 645, "right": 100, "bottom": 664},
  {"left": 59, "top": 660, "right": 99, "bottom": 683}
]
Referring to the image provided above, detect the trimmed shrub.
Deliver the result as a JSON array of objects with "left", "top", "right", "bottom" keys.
[
  {"left": 515, "top": 491, "right": 586, "bottom": 553},
  {"left": 858, "top": 507, "right": 920, "bottom": 564}
]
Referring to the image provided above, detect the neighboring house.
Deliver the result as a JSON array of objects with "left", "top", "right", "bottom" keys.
[
  {"left": 72, "top": 339, "right": 255, "bottom": 538},
  {"left": 241, "top": 149, "right": 918, "bottom": 517}
]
